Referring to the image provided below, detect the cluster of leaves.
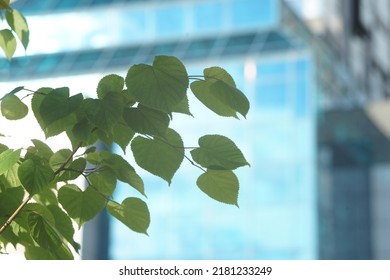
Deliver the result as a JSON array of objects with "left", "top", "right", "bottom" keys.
[
  {"left": 0, "top": 55, "right": 250, "bottom": 259},
  {"left": 0, "top": 0, "right": 29, "bottom": 60}
]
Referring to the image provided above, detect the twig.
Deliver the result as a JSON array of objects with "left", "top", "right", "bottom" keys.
[
  {"left": 0, "top": 142, "right": 82, "bottom": 235},
  {"left": 0, "top": 195, "right": 31, "bottom": 234}
]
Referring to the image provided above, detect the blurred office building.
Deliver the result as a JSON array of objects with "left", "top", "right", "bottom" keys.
[{"left": 1, "top": 0, "right": 389, "bottom": 259}]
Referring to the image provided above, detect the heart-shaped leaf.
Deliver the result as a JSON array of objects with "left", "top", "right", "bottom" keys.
[
  {"left": 107, "top": 197, "right": 150, "bottom": 235},
  {"left": 196, "top": 169, "right": 239, "bottom": 206},
  {"left": 58, "top": 184, "right": 106, "bottom": 227},
  {"left": 0, "top": 29, "right": 16, "bottom": 60},
  {"left": 126, "top": 55, "right": 189, "bottom": 113},
  {"left": 131, "top": 128, "right": 184, "bottom": 185},
  {"left": 1, "top": 94, "right": 28, "bottom": 120},
  {"left": 5, "top": 9, "right": 29, "bottom": 50},
  {"left": 18, "top": 159, "right": 54, "bottom": 196},
  {"left": 191, "top": 135, "right": 249, "bottom": 170},
  {"left": 190, "top": 66, "right": 249, "bottom": 118}
]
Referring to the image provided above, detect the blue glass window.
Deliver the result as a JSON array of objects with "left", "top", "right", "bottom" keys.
[
  {"left": 231, "top": 0, "right": 277, "bottom": 28},
  {"left": 194, "top": 2, "right": 224, "bottom": 32},
  {"left": 155, "top": 6, "right": 184, "bottom": 36},
  {"left": 256, "top": 82, "right": 287, "bottom": 108}
]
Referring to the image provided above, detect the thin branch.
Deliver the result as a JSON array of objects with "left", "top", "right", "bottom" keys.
[
  {"left": 0, "top": 142, "right": 82, "bottom": 235},
  {"left": 0, "top": 195, "right": 31, "bottom": 234},
  {"left": 54, "top": 142, "right": 82, "bottom": 176}
]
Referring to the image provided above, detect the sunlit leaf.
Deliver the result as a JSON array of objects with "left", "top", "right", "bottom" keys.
[
  {"left": 58, "top": 184, "right": 106, "bottom": 227},
  {"left": 126, "top": 55, "right": 189, "bottom": 113},
  {"left": 88, "top": 169, "right": 117, "bottom": 196},
  {"left": 123, "top": 105, "right": 169, "bottom": 137},
  {"left": 97, "top": 74, "right": 124, "bottom": 99},
  {"left": 0, "top": 29, "right": 16, "bottom": 60},
  {"left": 1, "top": 94, "right": 28, "bottom": 120},
  {"left": 5, "top": 9, "right": 29, "bottom": 49},
  {"left": 190, "top": 66, "right": 249, "bottom": 118},
  {"left": 49, "top": 149, "right": 72, "bottom": 171},
  {"left": 28, "top": 212, "right": 62, "bottom": 250},
  {"left": 107, "top": 197, "right": 150, "bottom": 235},
  {"left": 191, "top": 135, "right": 249, "bottom": 170},
  {"left": 100, "top": 151, "right": 145, "bottom": 196},
  {"left": 196, "top": 169, "right": 239, "bottom": 206},
  {"left": 112, "top": 122, "right": 135, "bottom": 153},
  {"left": 83, "top": 93, "right": 123, "bottom": 133},
  {"left": 131, "top": 128, "right": 184, "bottom": 185},
  {"left": 18, "top": 159, "right": 54, "bottom": 195},
  {"left": 47, "top": 205, "right": 80, "bottom": 253},
  {"left": 0, "top": 149, "right": 21, "bottom": 176}
]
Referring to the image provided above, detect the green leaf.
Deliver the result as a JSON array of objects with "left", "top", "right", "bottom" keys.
[
  {"left": 0, "top": 186, "right": 24, "bottom": 215},
  {"left": 126, "top": 55, "right": 189, "bottom": 113},
  {"left": 0, "top": 0, "right": 11, "bottom": 10},
  {"left": 28, "top": 212, "right": 62, "bottom": 250},
  {"left": 190, "top": 135, "right": 249, "bottom": 170},
  {"left": 39, "top": 88, "right": 82, "bottom": 129},
  {"left": 100, "top": 151, "right": 145, "bottom": 196},
  {"left": 5, "top": 9, "right": 29, "bottom": 50},
  {"left": 0, "top": 148, "right": 21, "bottom": 176},
  {"left": 131, "top": 128, "right": 184, "bottom": 185},
  {"left": 23, "top": 203, "right": 55, "bottom": 225},
  {"left": 18, "top": 159, "right": 54, "bottom": 196},
  {"left": 0, "top": 29, "right": 16, "bottom": 60},
  {"left": 2, "top": 163, "right": 21, "bottom": 187},
  {"left": 196, "top": 169, "right": 239, "bottom": 206},
  {"left": 107, "top": 197, "right": 150, "bottom": 235},
  {"left": 97, "top": 74, "right": 124, "bottom": 99},
  {"left": 58, "top": 184, "right": 106, "bottom": 227},
  {"left": 171, "top": 95, "right": 193, "bottom": 116},
  {"left": 88, "top": 169, "right": 117, "bottom": 196},
  {"left": 190, "top": 67, "right": 249, "bottom": 118},
  {"left": 0, "top": 86, "right": 25, "bottom": 101},
  {"left": 32, "top": 88, "right": 81, "bottom": 138},
  {"left": 58, "top": 158, "right": 86, "bottom": 182},
  {"left": 24, "top": 246, "right": 55, "bottom": 260},
  {"left": 112, "top": 122, "right": 135, "bottom": 153},
  {"left": 123, "top": 105, "right": 170, "bottom": 137},
  {"left": 49, "top": 149, "right": 72, "bottom": 171},
  {"left": 31, "top": 139, "right": 54, "bottom": 162},
  {"left": 83, "top": 94, "right": 123, "bottom": 132},
  {"left": 47, "top": 205, "right": 80, "bottom": 253},
  {"left": 1, "top": 94, "right": 28, "bottom": 120}
]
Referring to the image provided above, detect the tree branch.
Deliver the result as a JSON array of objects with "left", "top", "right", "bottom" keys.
[
  {"left": 0, "top": 195, "right": 31, "bottom": 234},
  {"left": 0, "top": 142, "right": 82, "bottom": 235}
]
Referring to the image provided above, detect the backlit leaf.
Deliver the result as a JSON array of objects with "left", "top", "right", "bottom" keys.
[
  {"left": 83, "top": 93, "right": 123, "bottom": 132},
  {"left": 88, "top": 169, "right": 117, "bottom": 196},
  {"left": 126, "top": 55, "right": 189, "bottom": 113},
  {"left": 0, "top": 29, "right": 16, "bottom": 60},
  {"left": 97, "top": 74, "right": 124, "bottom": 99},
  {"left": 190, "top": 66, "right": 249, "bottom": 118},
  {"left": 18, "top": 159, "right": 54, "bottom": 196},
  {"left": 100, "top": 151, "right": 145, "bottom": 196},
  {"left": 196, "top": 169, "right": 239, "bottom": 206},
  {"left": 112, "top": 122, "right": 135, "bottom": 153},
  {"left": 1, "top": 94, "right": 28, "bottom": 120},
  {"left": 0, "top": 149, "right": 21, "bottom": 176},
  {"left": 123, "top": 105, "right": 169, "bottom": 137},
  {"left": 5, "top": 9, "right": 29, "bottom": 49},
  {"left": 47, "top": 205, "right": 80, "bottom": 253},
  {"left": 58, "top": 184, "right": 106, "bottom": 227},
  {"left": 107, "top": 197, "right": 150, "bottom": 235},
  {"left": 191, "top": 135, "right": 249, "bottom": 170},
  {"left": 131, "top": 128, "right": 184, "bottom": 184},
  {"left": 28, "top": 212, "right": 62, "bottom": 250}
]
